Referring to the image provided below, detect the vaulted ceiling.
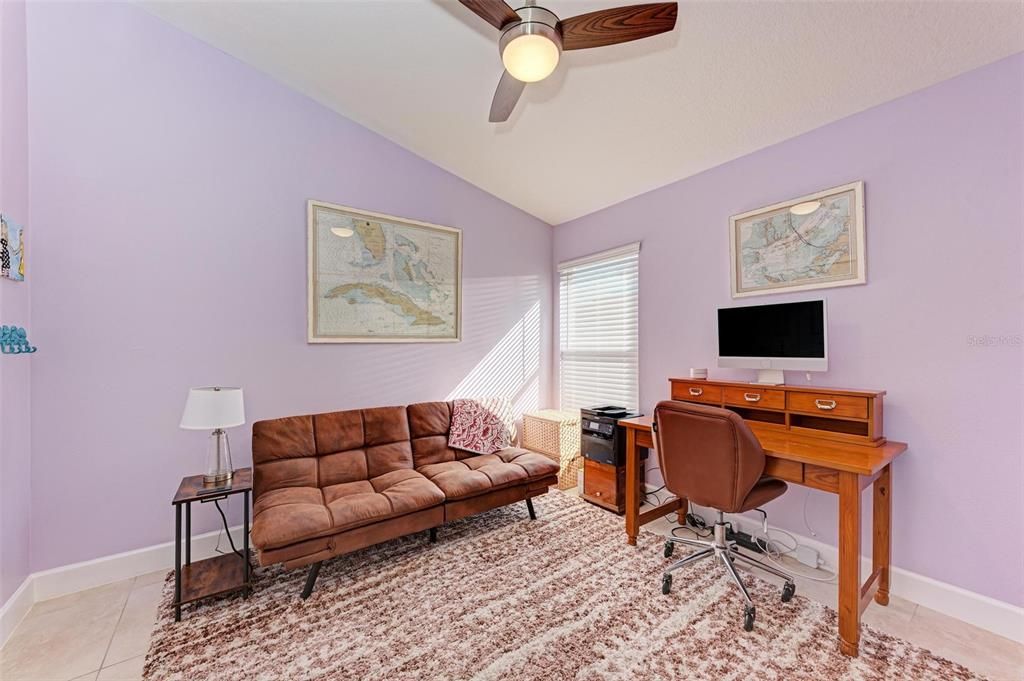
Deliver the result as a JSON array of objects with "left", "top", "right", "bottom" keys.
[{"left": 141, "top": 1, "right": 1023, "bottom": 224}]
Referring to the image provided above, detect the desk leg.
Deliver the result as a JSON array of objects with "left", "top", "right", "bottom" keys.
[
  {"left": 625, "top": 428, "right": 639, "bottom": 546},
  {"left": 873, "top": 464, "right": 891, "bottom": 606},
  {"left": 677, "top": 498, "right": 688, "bottom": 525},
  {"left": 838, "top": 471, "right": 861, "bottom": 657}
]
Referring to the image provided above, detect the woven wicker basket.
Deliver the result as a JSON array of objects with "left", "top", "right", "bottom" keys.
[{"left": 522, "top": 410, "right": 581, "bottom": 491}]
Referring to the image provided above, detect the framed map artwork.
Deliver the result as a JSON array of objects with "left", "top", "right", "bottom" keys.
[
  {"left": 307, "top": 200, "right": 462, "bottom": 343},
  {"left": 729, "top": 181, "right": 865, "bottom": 298}
]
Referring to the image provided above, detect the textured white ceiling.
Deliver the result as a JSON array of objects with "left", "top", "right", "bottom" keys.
[{"left": 141, "top": 1, "right": 1024, "bottom": 225}]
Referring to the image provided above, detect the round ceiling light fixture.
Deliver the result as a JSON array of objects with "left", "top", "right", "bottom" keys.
[
  {"left": 790, "top": 200, "right": 822, "bottom": 216},
  {"left": 330, "top": 227, "right": 354, "bottom": 238},
  {"left": 500, "top": 7, "right": 562, "bottom": 83}
]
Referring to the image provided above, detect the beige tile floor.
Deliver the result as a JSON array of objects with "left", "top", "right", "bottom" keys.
[
  {"left": 1, "top": 570, "right": 164, "bottom": 681},
  {"left": 1, "top": 521, "right": 1021, "bottom": 681}
]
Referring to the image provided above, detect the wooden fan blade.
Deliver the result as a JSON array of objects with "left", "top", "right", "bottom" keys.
[
  {"left": 458, "top": 0, "right": 520, "bottom": 30},
  {"left": 559, "top": 3, "right": 677, "bottom": 51},
  {"left": 489, "top": 71, "right": 526, "bottom": 122}
]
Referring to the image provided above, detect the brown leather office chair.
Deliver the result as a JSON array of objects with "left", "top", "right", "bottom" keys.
[{"left": 654, "top": 400, "right": 796, "bottom": 631}]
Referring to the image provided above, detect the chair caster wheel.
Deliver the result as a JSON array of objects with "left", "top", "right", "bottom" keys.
[
  {"left": 661, "top": 574, "right": 672, "bottom": 595},
  {"left": 782, "top": 581, "right": 796, "bottom": 602},
  {"left": 664, "top": 541, "right": 674, "bottom": 558},
  {"left": 743, "top": 606, "right": 756, "bottom": 631}
]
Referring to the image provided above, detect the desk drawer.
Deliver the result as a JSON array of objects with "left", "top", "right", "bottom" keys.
[
  {"left": 788, "top": 392, "right": 868, "bottom": 419},
  {"left": 724, "top": 386, "right": 785, "bottom": 410},
  {"left": 803, "top": 464, "right": 839, "bottom": 493},
  {"left": 671, "top": 381, "right": 722, "bottom": 404},
  {"left": 764, "top": 458, "right": 802, "bottom": 484},
  {"left": 583, "top": 459, "right": 621, "bottom": 504}
]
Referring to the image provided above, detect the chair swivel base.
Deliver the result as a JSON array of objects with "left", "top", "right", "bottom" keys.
[{"left": 660, "top": 515, "right": 796, "bottom": 631}]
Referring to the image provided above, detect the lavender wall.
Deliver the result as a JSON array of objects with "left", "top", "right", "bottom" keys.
[
  {"left": 554, "top": 54, "right": 1024, "bottom": 607},
  {"left": 0, "top": 0, "right": 32, "bottom": 604},
  {"left": 25, "top": 2, "right": 552, "bottom": 572}
]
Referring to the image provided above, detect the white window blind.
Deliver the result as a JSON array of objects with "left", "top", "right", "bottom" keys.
[{"left": 559, "top": 243, "right": 639, "bottom": 412}]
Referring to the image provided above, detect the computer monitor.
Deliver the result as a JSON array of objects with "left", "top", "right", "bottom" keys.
[{"left": 717, "top": 300, "right": 828, "bottom": 385}]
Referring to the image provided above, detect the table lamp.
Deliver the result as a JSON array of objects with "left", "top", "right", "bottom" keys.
[{"left": 180, "top": 387, "right": 245, "bottom": 485}]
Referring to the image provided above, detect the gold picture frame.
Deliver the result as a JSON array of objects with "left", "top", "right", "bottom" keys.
[
  {"left": 729, "top": 181, "right": 866, "bottom": 298},
  {"left": 307, "top": 200, "right": 462, "bottom": 343}
]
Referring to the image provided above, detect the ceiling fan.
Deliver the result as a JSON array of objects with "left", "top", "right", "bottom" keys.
[{"left": 458, "top": 0, "right": 678, "bottom": 122}]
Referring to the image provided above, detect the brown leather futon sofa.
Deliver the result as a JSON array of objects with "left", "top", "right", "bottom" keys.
[{"left": 250, "top": 401, "right": 560, "bottom": 597}]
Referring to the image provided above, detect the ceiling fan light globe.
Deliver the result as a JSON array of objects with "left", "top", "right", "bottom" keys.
[{"left": 502, "top": 33, "right": 560, "bottom": 83}]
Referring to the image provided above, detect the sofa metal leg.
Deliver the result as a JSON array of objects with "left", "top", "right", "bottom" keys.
[
  {"left": 429, "top": 527, "right": 438, "bottom": 543},
  {"left": 526, "top": 497, "right": 536, "bottom": 520},
  {"left": 300, "top": 561, "right": 322, "bottom": 600}
]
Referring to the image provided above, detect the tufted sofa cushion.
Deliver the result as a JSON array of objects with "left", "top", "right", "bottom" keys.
[
  {"left": 322, "top": 469, "right": 445, "bottom": 530},
  {"left": 251, "top": 469, "right": 447, "bottom": 550},
  {"left": 407, "top": 401, "right": 462, "bottom": 467},
  {"left": 251, "top": 486, "right": 332, "bottom": 550},
  {"left": 252, "top": 405, "right": 415, "bottom": 498},
  {"left": 416, "top": 447, "right": 560, "bottom": 501}
]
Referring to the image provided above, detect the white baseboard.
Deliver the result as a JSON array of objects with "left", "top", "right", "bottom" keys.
[
  {"left": 0, "top": 577, "right": 34, "bottom": 648},
  {"left": 680, "top": 502, "right": 1024, "bottom": 644},
  {"left": 1, "top": 524, "right": 243, "bottom": 649},
  {"left": 32, "top": 524, "right": 245, "bottom": 602}
]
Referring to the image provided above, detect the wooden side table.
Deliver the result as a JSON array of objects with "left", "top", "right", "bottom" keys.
[{"left": 171, "top": 467, "right": 253, "bottom": 621}]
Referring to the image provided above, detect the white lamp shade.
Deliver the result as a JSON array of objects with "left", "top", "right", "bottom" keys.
[{"left": 180, "top": 387, "right": 245, "bottom": 430}]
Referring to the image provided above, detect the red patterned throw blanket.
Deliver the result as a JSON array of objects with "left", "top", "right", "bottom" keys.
[{"left": 448, "top": 398, "right": 516, "bottom": 455}]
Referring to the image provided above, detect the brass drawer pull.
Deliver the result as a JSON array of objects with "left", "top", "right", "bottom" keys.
[
  {"left": 815, "top": 399, "right": 837, "bottom": 411},
  {"left": 743, "top": 393, "right": 761, "bottom": 402},
  {"left": 689, "top": 387, "right": 703, "bottom": 397}
]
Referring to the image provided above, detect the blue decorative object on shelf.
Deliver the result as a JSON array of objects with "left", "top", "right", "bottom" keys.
[{"left": 0, "top": 326, "right": 36, "bottom": 354}]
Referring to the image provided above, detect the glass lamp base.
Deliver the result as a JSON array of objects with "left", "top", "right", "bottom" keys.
[{"left": 204, "top": 429, "right": 234, "bottom": 485}]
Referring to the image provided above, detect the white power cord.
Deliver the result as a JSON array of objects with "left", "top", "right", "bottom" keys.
[
  {"left": 802, "top": 489, "right": 819, "bottom": 538},
  {"left": 753, "top": 525, "right": 798, "bottom": 555},
  {"left": 750, "top": 528, "right": 837, "bottom": 583},
  {"left": 650, "top": 493, "right": 838, "bottom": 584}
]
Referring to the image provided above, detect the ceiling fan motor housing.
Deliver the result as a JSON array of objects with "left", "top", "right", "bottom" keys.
[{"left": 499, "top": 5, "right": 563, "bottom": 59}]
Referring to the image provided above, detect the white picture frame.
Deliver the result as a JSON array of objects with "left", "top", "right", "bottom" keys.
[
  {"left": 307, "top": 200, "right": 462, "bottom": 343},
  {"left": 729, "top": 181, "right": 866, "bottom": 298}
]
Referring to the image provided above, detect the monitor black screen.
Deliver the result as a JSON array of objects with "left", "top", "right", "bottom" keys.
[{"left": 718, "top": 300, "right": 825, "bottom": 358}]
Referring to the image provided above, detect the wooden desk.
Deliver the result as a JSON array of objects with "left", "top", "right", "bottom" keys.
[{"left": 619, "top": 416, "right": 907, "bottom": 657}]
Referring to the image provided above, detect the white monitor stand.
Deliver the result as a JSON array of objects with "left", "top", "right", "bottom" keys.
[{"left": 754, "top": 369, "right": 785, "bottom": 385}]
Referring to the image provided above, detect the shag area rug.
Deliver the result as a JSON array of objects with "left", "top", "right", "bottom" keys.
[{"left": 145, "top": 491, "right": 984, "bottom": 680}]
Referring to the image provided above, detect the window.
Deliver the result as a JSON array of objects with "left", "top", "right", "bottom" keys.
[{"left": 558, "top": 243, "right": 639, "bottom": 411}]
